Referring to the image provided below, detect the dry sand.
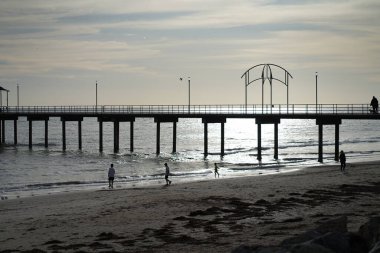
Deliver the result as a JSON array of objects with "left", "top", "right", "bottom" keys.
[{"left": 1, "top": 162, "right": 380, "bottom": 252}]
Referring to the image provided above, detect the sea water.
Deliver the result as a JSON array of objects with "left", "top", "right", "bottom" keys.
[{"left": 0, "top": 117, "right": 379, "bottom": 199}]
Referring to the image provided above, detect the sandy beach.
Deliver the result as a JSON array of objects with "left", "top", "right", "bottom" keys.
[{"left": 1, "top": 161, "right": 380, "bottom": 252}]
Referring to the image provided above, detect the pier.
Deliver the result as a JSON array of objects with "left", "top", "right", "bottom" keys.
[{"left": 0, "top": 104, "right": 379, "bottom": 162}]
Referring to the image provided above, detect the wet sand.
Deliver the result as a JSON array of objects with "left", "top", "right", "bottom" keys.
[{"left": 1, "top": 161, "right": 380, "bottom": 252}]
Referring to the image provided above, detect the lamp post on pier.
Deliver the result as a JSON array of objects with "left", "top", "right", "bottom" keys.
[
  {"left": 17, "top": 84, "right": 19, "bottom": 107},
  {"left": 95, "top": 81, "right": 98, "bottom": 113},
  {"left": 316, "top": 72, "right": 318, "bottom": 113},
  {"left": 180, "top": 77, "right": 191, "bottom": 113}
]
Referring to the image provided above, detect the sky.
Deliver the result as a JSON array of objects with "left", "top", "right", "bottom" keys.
[{"left": 0, "top": 0, "right": 380, "bottom": 106}]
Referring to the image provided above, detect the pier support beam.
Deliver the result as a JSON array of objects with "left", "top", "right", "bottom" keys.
[
  {"left": 316, "top": 117, "right": 342, "bottom": 163},
  {"left": 204, "top": 123, "right": 208, "bottom": 156},
  {"left": 1, "top": 120, "right": 5, "bottom": 143},
  {"left": 62, "top": 120, "right": 66, "bottom": 151},
  {"left": 29, "top": 120, "right": 32, "bottom": 148},
  {"left": 173, "top": 122, "right": 177, "bottom": 153},
  {"left": 274, "top": 123, "right": 278, "bottom": 160},
  {"left": 318, "top": 124, "right": 323, "bottom": 163},
  {"left": 114, "top": 121, "right": 120, "bottom": 153},
  {"left": 26, "top": 116, "right": 49, "bottom": 149},
  {"left": 255, "top": 117, "right": 281, "bottom": 161},
  {"left": 257, "top": 123, "right": 262, "bottom": 161},
  {"left": 0, "top": 116, "right": 19, "bottom": 145},
  {"left": 221, "top": 122, "right": 225, "bottom": 156},
  {"left": 156, "top": 122, "right": 160, "bottom": 155},
  {"left": 130, "top": 121, "right": 134, "bottom": 152},
  {"left": 335, "top": 123, "right": 340, "bottom": 161},
  {"left": 45, "top": 120, "right": 48, "bottom": 148},
  {"left": 98, "top": 116, "right": 135, "bottom": 153},
  {"left": 99, "top": 120, "right": 103, "bottom": 152},
  {"left": 154, "top": 116, "right": 178, "bottom": 155},
  {"left": 14, "top": 119, "right": 17, "bottom": 145},
  {"left": 202, "top": 117, "right": 227, "bottom": 156},
  {"left": 60, "top": 116, "right": 83, "bottom": 152},
  {"left": 78, "top": 121, "right": 82, "bottom": 150}
]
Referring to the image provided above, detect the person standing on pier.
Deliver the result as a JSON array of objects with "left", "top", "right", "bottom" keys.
[
  {"left": 108, "top": 164, "right": 115, "bottom": 189},
  {"left": 164, "top": 163, "right": 172, "bottom": 185},
  {"left": 214, "top": 163, "right": 220, "bottom": 178},
  {"left": 370, "top": 96, "right": 378, "bottom": 113},
  {"left": 339, "top": 151, "right": 346, "bottom": 172}
]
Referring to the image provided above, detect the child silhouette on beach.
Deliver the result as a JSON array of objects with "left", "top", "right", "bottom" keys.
[
  {"left": 214, "top": 163, "right": 220, "bottom": 178},
  {"left": 108, "top": 164, "right": 115, "bottom": 189},
  {"left": 164, "top": 163, "right": 172, "bottom": 185},
  {"left": 339, "top": 150, "right": 346, "bottom": 172}
]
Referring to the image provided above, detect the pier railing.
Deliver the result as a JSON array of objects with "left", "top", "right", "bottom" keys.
[{"left": 0, "top": 104, "right": 375, "bottom": 115}]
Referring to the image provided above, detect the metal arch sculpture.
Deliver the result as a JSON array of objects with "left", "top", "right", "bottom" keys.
[{"left": 241, "top": 63, "right": 293, "bottom": 112}]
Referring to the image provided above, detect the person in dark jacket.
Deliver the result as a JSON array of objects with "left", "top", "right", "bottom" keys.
[
  {"left": 370, "top": 96, "right": 378, "bottom": 113},
  {"left": 339, "top": 150, "right": 346, "bottom": 172}
]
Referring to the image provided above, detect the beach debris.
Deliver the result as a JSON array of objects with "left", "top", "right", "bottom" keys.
[
  {"left": 232, "top": 216, "right": 380, "bottom": 253},
  {"left": 359, "top": 217, "right": 380, "bottom": 249}
]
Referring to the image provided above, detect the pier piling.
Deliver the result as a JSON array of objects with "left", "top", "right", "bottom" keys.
[
  {"left": 221, "top": 122, "right": 225, "bottom": 156},
  {"left": 318, "top": 124, "right": 323, "bottom": 162},
  {"left": 154, "top": 117, "right": 178, "bottom": 155},
  {"left": 274, "top": 123, "right": 278, "bottom": 160},
  {"left": 156, "top": 122, "right": 160, "bottom": 155},
  {"left": 130, "top": 121, "right": 134, "bottom": 152},
  {"left": 335, "top": 124, "right": 339, "bottom": 161},
  {"left": 14, "top": 119, "right": 17, "bottom": 145},
  {"left": 204, "top": 123, "right": 208, "bottom": 156},
  {"left": 1, "top": 120, "right": 5, "bottom": 143},
  {"left": 256, "top": 117, "right": 281, "bottom": 161},
  {"left": 78, "top": 121, "right": 82, "bottom": 150},
  {"left": 202, "top": 117, "right": 227, "bottom": 156},
  {"left": 62, "top": 120, "right": 66, "bottom": 151},
  {"left": 114, "top": 121, "right": 120, "bottom": 153},
  {"left": 60, "top": 116, "right": 84, "bottom": 151},
  {"left": 44, "top": 120, "right": 48, "bottom": 148},
  {"left": 257, "top": 124, "right": 262, "bottom": 161},
  {"left": 29, "top": 120, "right": 32, "bottom": 148},
  {"left": 173, "top": 122, "right": 177, "bottom": 153},
  {"left": 99, "top": 120, "right": 103, "bottom": 152},
  {"left": 316, "top": 117, "right": 342, "bottom": 163}
]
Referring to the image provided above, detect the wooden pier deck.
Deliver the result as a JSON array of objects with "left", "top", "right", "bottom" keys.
[{"left": 1, "top": 104, "right": 379, "bottom": 162}]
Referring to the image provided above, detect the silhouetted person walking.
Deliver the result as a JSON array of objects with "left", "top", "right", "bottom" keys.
[
  {"left": 164, "top": 163, "right": 172, "bottom": 185},
  {"left": 370, "top": 96, "right": 378, "bottom": 113},
  {"left": 339, "top": 150, "right": 346, "bottom": 172},
  {"left": 214, "top": 163, "right": 220, "bottom": 178},
  {"left": 108, "top": 164, "right": 115, "bottom": 189}
]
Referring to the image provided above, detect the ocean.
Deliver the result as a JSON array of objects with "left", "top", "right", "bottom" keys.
[{"left": 1, "top": 116, "right": 380, "bottom": 199}]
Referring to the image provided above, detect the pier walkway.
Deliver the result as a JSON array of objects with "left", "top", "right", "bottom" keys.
[{"left": 1, "top": 104, "right": 379, "bottom": 162}]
